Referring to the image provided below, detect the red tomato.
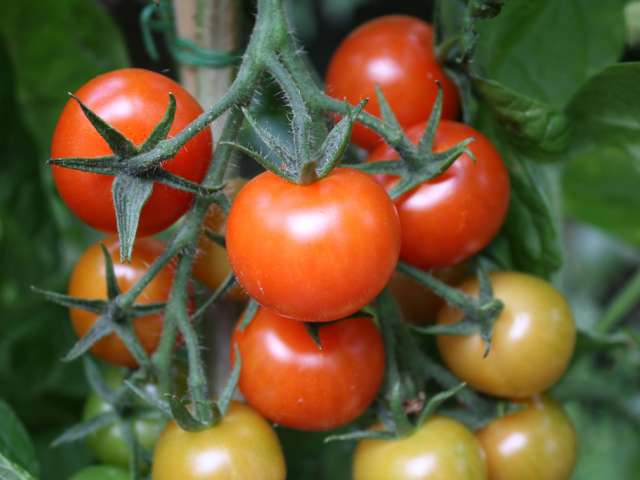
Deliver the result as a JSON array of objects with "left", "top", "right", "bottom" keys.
[
  {"left": 368, "top": 120, "right": 510, "bottom": 269},
  {"left": 226, "top": 168, "right": 401, "bottom": 322},
  {"left": 51, "top": 68, "right": 212, "bottom": 235},
  {"left": 325, "top": 15, "right": 459, "bottom": 150},
  {"left": 233, "top": 307, "right": 385, "bottom": 431},
  {"left": 68, "top": 237, "right": 174, "bottom": 367}
]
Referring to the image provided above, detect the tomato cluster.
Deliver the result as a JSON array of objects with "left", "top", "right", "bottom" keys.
[{"left": 52, "top": 13, "right": 578, "bottom": 480}]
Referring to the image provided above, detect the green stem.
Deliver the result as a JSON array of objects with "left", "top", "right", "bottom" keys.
[{"left": 597, "top": 268, "right": 640, "bottom": 333}]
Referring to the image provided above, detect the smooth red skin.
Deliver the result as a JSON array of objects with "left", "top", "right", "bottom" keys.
[
  {"left": 233, "top": 308, "right": 385, "bottom": 431},
  {"left": 51, "top": 68, "right": 212, "bottom": 235},
  {"left": 325, "top": 15, "right": 459, "bottom": 150},
  {"left": 69, "top": 237, "right": 174, "bottom": 367},
  {"left": 368, "top": 120, "right": 510, "bottom": 270},
  {"left": 226, "top": 168, "right": 401, "bottom": 322}
]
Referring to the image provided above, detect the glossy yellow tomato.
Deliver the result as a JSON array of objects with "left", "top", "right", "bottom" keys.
[
  {"left": 151, "top": 402, "right": 285, "bottom": 480},
  {"left": 476, "top": 397, "right": 577, "bottom": 480},
  {"left": 390, "top": 265, "right": 468, "bottom": 325},
  {"left": 436, "top": 272, "right": 576, "bottom": 398},
  {"left": 353, "top": 416, "right": 487, "bottom": 480},
  {"left": 193, "top": 178, "right": 246, "bottom": 301}
]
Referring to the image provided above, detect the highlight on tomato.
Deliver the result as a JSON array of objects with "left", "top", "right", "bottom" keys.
[
  {"left": 226, "top": 167, "right": 401, "bottom": 322},
  {"left": 436, "top": 271, "right": 576, "bottom": 398},
  {"left": 151, "top": 402, "right": 286, "bottom": 480},
  {"left": 353, "top": 416, "right": 487, "bottom": 480},
  {"left": 476, "top": 397, "right": 577, "bottom": 480},
  {"left": 368, "top": 120, "right": 510, "bottom": 270},
  {"left": 233, "top": 307, "right": 385, "bottom": 431},
  {"left": 68, "top": 236, "right": 175, "bottom": 367},
  {"left": 51, "top": 68, "right": 212, "bottom": 235},
  {"left": 325, "top": 15, "right": 459, "bottom": 150}
]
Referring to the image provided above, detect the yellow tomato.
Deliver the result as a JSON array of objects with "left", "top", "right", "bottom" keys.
[
  {"left": 436, "top": 271, "right": 575, "bottom": 398},
  {"left": 151, "top": 402, "right": 285, "bottom": 480},
  {"left": 476, "top": 397, "right": 577, "bottom": 480},
  {"left": 353, "top": 416, "right": 487, "bottom": 480}
]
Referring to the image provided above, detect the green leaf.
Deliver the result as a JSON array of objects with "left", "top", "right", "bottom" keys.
[
  {"left": 0, "top": 401, "right": 38, "bottom": 477},
  {"left": 474, "top": 0, "right": 626, "bottom": 109},
  {"left": 563, "top": 63, "right": 640, "bottom": 246},
  {"left": 112, "top": 174, "right": 154, "bottom": 262},
  {"left": 0, "top": 453, "right": 36, "bottom": 480},
  {"left": 474, "top": 77, "right": 570, "bottom": 157}
]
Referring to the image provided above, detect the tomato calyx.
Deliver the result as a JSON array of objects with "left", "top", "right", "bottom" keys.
[
  {"left": 49, "top": 94, "right": 222, "bottom": 261},
  {"left": 353, "top": 85, "right": 474, "bottom": 199}
]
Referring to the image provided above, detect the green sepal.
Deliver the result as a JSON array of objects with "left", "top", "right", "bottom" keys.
[
  {"left": 217, "top": 344, "right": 242, "bottom": 417},
  {"left": 220, "top": 141, "right": 298, "bottom": 183},
  {"left": 124, "top": 380, "right": 172, "bottom": 417},
  {"left": 51, "top": 412, "right": 118, "bottom": 447},
  {"left": 152, "top": 168, "right": 223, "bottom": 196},
  {"left": 324, "top": 428, "right": 396, "bottom": 444},
  {"left": 352, "top": 160, "right": 407, "bottom": 176},
  {"left": 112, "top": 173, "right": 154, "bottom": 262},
  {"left": 83, "top": 356, "right": 118, "bottom": 404},
  {"left": 167, "top": 397, "right": 213, "bottom": 432},
  {"left": 375, "top": 85, "right": 402, "bottom": 132},
  {"left": 415, "top": 382, "right": 466, "bottom": 428},
  {"left": 241, "top": 106, "right": 295, "bottom": 166},
  {"left": 417, "top": 85, "right": 443, "bottom": 157},
  {"left": 111, "top": 322, "right": 151, "bottom": 368},
  {"left": 31, "top": 286, "right": 106, "bottom": 313},
  {"left": 140, "top": 93, "right": 177, "bottom": 153},
  {"left": 99, "top": 243, "right": 121, "bottom": 299},
  {"left": 62, "top": 315, "right": 114, "bottom": 362},
  {"left": 70, "top": 94, "right": 137, "bottom": 158},
  {"left": 316, "top": 99, "right": 366, "bottom": 178},
  {"left": 304, "top": 323, "right": 323, "bottom": 350},
  {"left": 411, "top": 316, "right": 480, "bottom": 336},
  {"left": 47, "top": 155, "right": 119, "bottom": 175},
  {"left": 129, "top": 302, "right": 167, "bottom": 317}
]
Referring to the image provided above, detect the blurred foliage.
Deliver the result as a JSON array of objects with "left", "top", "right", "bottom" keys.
[{"left": 0, "top": 0, "right": 639, "bottom": 479}]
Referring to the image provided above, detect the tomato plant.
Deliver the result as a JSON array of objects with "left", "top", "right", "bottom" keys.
[
  {"left": 151, "top": 402, "right": 286, "bottom": 480},
  {"left": 352, "top": 416, "right": 487, "bottom": 480},
  {"left": 368, "top": 120, "right": 510, "bottom": 270},
  {"left": 68, "top": 237, "right": 175, "bottom": 367},
  {"left": 226, "top": 168, "right": 401, "bottom": 322},
  {"left": 233, "top": 307, "right": 385, "bottom": 431},
  {"left": 437, "top": 271, "right": 576, "bottom": 398},
  {"left": 325, "top": 15, "right": 459, "bottom": 150},
  {"left": 50, "top": 68, "right": 212, "bottom": 235},
  {"left": 69, "top": 466, "right": 129, "bottom": 480},
  {"left": 476, "top": 397, "right": 577, "bottom": 480}
]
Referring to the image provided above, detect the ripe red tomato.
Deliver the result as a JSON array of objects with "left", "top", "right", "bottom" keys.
[
  {"left": 325, "top": 15, "right": 459, "bottom": 150},
  {"left": 476, "top": 397, "right": 577, "bottom": 480},
  {"left": 51, "top": 68, "right": 212, "bottom": 235},
  {"left": 437, "top": 272, "right": 576, "bottom": 398},
  {"left": 226, "top": 168, "right": 401, "bottom": 322},
  {"left": 151, "top": 402, "right": 286, "bottom": 480},
  {"left": 233, "top": 307, "right": 385, "bottom": 431},
  {"left": 368, "top": 120, "right": 510, "bottom": 269},
  {"left": 68, "top": 236, "right": 175, "bottom": 367},
  {"left": 353, "top": 416, "right": 487, "bottom": 480}
]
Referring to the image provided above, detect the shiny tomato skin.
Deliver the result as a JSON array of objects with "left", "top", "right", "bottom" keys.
[
  {"left": 368, "top": 120, "right": 510, "bottom": 270},
  {"left": 437, "top": 272, "right": 576, "bottom": 399},
  {"left": 476, "top": 397, "right": 577, "bottom": 480},
  {"left": 325, "top": 15, "right": 459, "bottom": 150},
  {"left": 233, "top": 307, "right": 385, "bottom": 431},
  {"left": 193, "top": 178, "right": 246, "bottom": 301},
  {"left": 226, "top": 168, "right": 401, "bottom": 322},
  {"left": 51, "top": 68, "right": 212, "bottom": 235},
  {"left": 68, "top": 236, "right": 174, "bottom": 367},
  {"left": 353, "top": 416, "right": 487, "bottom": 480},
  {"left": 151, "top": 402, "right": 286, "bottom": 480}
]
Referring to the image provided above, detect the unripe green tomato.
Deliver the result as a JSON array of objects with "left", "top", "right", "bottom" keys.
[
  {"left": 69, "top": 465, "right": 129, "bottom": 480},
  {"left": 83, "top": 368, "right": 165, "bottom": 468}
]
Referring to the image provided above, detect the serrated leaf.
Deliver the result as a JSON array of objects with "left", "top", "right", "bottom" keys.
[
  {"left": 51, "top": 412, "right": 117, "bottom": 447},
  {"left": 62, "top": 315, "right": 113, "bottom": 362},
  {"left": 140, "top": 93, "right": 176, "bottom": 152},
  {"left": 71, "top": 94, "right": 137, "bottom": 158},
  {"left": 474, "top": 77, "right": 570, "bottom": 157},
  {"left": 0, "top": 401, "right": 38, "bottom": 477},
  {"left": 112, "top": 174, "right": 154, "bottom": 262}
]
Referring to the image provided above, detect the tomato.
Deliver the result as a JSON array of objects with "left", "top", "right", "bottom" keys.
[
  {"left": 390, "top": 264, "right": 469, "bottom": 325},
  {"left": 193, "top": 178, "right": 246, "bottom": 301},
  {"left": 68, "top": 236, "right": 174, "bottom": 367},
  {"left": 325, "top": 15, "right": 459, "bottom": 150},
  {"left": 233, "top": 307, "right": 384, "bottom": 431},
  {"left": 437, "top": 272, "right": 576, "bottom": 398},
  {"left": 151, "top": 402, "right": 286, "bottom": 480},
  {"left": 368, "top": 120, "right": 510, "bottom": 270},
  {"left": 69, "top": 466, "right": 129, "bottom": 480},
  {"left": 226, "top": 168, "right": 401, "bottom": 322},
  {"left": 353, "top": 416, "right": 487, "bottom": 480},
  {"left": 51, "top": 68, "right": 212, "bottom": 235},
  {"left": 476, "top": 397, "right": 577, "bottom": 480},
  {"left": 83, "top": 367, "right": 165, "bottom": 468}
]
